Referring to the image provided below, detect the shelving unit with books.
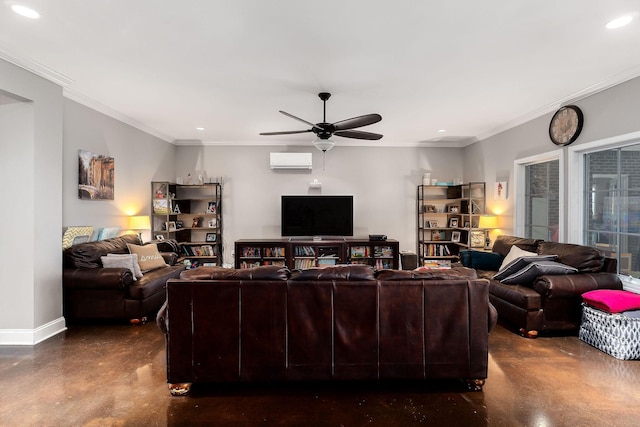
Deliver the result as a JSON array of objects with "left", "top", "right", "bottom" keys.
[
  {"left": 417, "top": 182, "right": 485, "bottom": 266},
  {"left": 234, "top": 239, "right": 399, "bottom": 270},
  {"left": 234, "top": 240, "right": 287, "bottom": 269},
  {"left": 152, "top": 181, "right": 223, "bottom": 267}
]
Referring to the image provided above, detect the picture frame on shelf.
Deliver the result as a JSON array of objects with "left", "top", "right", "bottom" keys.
[
  {"left": 153, "top": 198, "right": 169, "bottom": 214},
  {"left": 205, "top": 233, "right": 217, "bottom": 242},
  {"left": 451, "top": 231, "right": 461, "bottom": 243},
  {"left": 470, "top": 230, "right": 485, "bottom": 248},
  {"left": 449, "top": 218, "right": 458, "bottom": 228},
  {"left": 464, "top": 221, "right": 470, "bottom": 228},
  {"left": 447, "top": 205, "right": 460, "bottom": 213},
  {"left": 166, "top": 221, "right": 177, "bottom": 232},
  {"left": 431, "top": 230, "right": 444, "bottom": 241},
  {"left": 155, "top": 234, "right": 165, "bottom": 240},
  {"left": 428, "top": 220, "right": 439, "bottom": 228},
  {"left": 208, "top": 218, "right": 217, "bottom": 228},
  {"left": 207, "top": 201, "right": 217, "bottom": 214},
  {"left": 425, "top": 205, "right": 437, "bottom": 213}
]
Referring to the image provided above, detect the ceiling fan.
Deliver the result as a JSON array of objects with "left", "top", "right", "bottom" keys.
[{"left": 260, "top": 92, "right": 383, "bottom": 152}]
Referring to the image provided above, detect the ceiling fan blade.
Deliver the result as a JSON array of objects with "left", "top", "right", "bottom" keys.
[
  {"left": 279, "top": 111, "right": 323, "bottom": 131},
  {"left": 332, "top": 114, "right": 382, "bottom": 131},
  {"left": 334, "top": 130, "right": 383, "bottom": 140},
  {"left": 259, "top": 129, "right": 313, "bottom": 136}
]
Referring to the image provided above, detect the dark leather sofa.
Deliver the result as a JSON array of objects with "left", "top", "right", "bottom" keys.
[
  {"left": 63, "top": 234, "right": 185, "bottom": 323},
  {"left": 461, "top": 235, "right": 623, "bottom": 337},
  {"left": 157, "top": 264, "right": 497, "bottom": 396}
]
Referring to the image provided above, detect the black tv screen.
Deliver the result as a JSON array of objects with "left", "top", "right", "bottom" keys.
[{"left": 281, "top": 195, "right": 354, "bottom": 237}]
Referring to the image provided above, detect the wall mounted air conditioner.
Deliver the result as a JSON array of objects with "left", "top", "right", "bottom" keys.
[{"left": 270, "top": 152, "right": 313, "bottom": 170}]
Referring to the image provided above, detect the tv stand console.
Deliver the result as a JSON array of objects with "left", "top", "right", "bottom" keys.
[{"left": 235, "top": 238, "right": 399, "bottom": 270}]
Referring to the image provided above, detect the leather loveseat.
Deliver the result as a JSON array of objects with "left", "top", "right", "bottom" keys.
[
  {"left": 157, "top": 264, "right": 497, "bottom": 396},
  {"left": 63, "top": 234, "right": 185, "bottom": 323},
  {"left": 460, "top": 235, "right": 623, "bottom": 337}
]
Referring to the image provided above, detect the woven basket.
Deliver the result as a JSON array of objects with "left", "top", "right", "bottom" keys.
[{"left": 579, "top": 304, "right": 640, "bottom": 360}]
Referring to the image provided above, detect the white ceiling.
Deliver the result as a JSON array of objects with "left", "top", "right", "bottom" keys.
[{"left": 1, "top": 1, "right": 640, "bottom": 147}]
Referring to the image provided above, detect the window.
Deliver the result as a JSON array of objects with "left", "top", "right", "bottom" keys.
[
  {"left": 584, "top": 146, "right": 640, "bottom": 277},
  {"left": 524, "top": 160, "right": 560, "bottom": 242},
  {"left": 514, "top": 150, "right": 563, "bottom": 241}
]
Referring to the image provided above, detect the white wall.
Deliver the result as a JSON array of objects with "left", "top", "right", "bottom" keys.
[
  {"left": 463, "top": 75, "right": 640, "bottom": 241},
  {"left": 175, "top": 144, "right": 464, "bottom": 265},
  {"left": 63, "top": 99, "right": 177, "bottom": 242},
  {"left": 0, "top": 59, "right": 64, "bottom": 344}
]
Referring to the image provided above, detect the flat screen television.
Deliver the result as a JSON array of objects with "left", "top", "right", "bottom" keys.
[{"left": 281, "top": 195, "right": 353, "bottom": 237}]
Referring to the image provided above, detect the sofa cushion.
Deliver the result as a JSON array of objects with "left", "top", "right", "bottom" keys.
[
  {"left": 376, "top": 267, "right": 477, "bottom": 280},
  {"left": 127, "top": 243, "right": 168, "bottom": 272},
  {"left": 492, "top": 235, "right": 541, "bottom": 258},
  {"left": 106, "top": 253, "right": 143, "bottom": 278},
  {"left": 493, "top": 254, "right": 558, "bottom": 282},
  {"left": 582, "top": 290, "right": 640, "bottom": 313},
  {"left": 459, "top": 250, "right": 503, "bottom": 271},
  {"left": 290, "top": 264, "right": 375, "bottom": 281},
  {"left": 537, "top": 241, "right": 604, "bottom": 272},
  {"left": 64, "top": 234, "right": 140, "bottom": 268},
  {"left": 180, "top": 265, "right": 290, "bottom": 281},
  {"left": 499, "top": 260, "right": 577, "bottom": 285}
]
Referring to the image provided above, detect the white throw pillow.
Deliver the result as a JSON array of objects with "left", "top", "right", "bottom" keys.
[
  {"left": 101, "top": 255, "right": 139, "bottom": 281},
  {"left": 107, "top": 253, "right": 143, "bottom": 278},
  {"left": 499, "top": 245, "right": 537, "bottom": 271}
]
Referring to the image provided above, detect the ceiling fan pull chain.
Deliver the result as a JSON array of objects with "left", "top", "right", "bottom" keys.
[{"left": 322, "top": 151, "right": 326, "bottom": 171}]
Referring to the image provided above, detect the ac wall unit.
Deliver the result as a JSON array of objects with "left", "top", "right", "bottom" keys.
[{"left": 270, "top": 152, "right": 313, "bottom": 170}]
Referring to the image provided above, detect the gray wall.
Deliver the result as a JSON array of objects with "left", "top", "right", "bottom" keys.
[
  {"left": 174, "top": 145, "right": 464, "bottom": 266},
  {"left": 463, "top": 75, "right": 640, "bottom": 241},
  {"left": 63, "top": 99, "right": 177, "bottom": 242},
  {"left": 0, "top": 59, "right": 63, "bottom": 344}
]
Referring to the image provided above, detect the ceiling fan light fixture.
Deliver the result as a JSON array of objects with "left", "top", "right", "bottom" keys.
[{"left": 312, "top": 138, "right": 335, "bottom": 152}]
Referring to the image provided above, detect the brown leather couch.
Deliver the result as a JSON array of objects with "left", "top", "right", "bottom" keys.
[
  {"left": 157, "top": 264, "right": 497, "bottom": 396},
  {"left": 461, "top": 235, "right": 623, "bottom": 337},
  {"left": 63, "top": 235, "right": 185, "bottom": 323}
]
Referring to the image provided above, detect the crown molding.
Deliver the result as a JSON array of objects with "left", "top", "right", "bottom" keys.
[{"left": 0, "top": 47, "right": 73, "bottom": 87}]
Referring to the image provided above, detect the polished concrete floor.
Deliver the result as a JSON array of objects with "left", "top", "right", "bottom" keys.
[{"left": 1, "top": 321, "right": 639, "bottom": 427}]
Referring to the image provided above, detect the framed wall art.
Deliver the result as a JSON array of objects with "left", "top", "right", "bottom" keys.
[{"left": 78, "top": 150, "right": 114, "bottom": 200}]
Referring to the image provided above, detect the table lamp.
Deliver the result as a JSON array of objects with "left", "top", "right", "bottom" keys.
[
  {"left": 129, "top": 215, "right": 151, "bottom": 243},
  {"left": 478, "top": 215, "right": 498, "bottom": 250}
]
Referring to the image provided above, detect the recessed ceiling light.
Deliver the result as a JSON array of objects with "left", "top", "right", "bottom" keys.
[
  {"left": 606, "top": 15, "right": 633, "bottom": 29},
  {"left": 11, "top": 4, "right": 40, "bottom": 19},
  {"left": 438, "top": 129, "right": 447, "bottom": 133},
  {"left": 196, "top": 127, "right": 205, "bottom": 131}
]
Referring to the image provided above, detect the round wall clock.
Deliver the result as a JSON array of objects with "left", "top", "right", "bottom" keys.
[{"left": 549, "top": 105, "right": 584, "bottom": 146}]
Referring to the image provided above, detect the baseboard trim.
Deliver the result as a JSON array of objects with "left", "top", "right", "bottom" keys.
[{"left": 0, "top": 317, "right": 67, "bottom": 345}]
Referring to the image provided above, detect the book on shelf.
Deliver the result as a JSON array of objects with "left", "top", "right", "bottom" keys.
[
  {"left": 241, "top": 247, "right": 260, "bottom": 257},
  {"left": 295, "top": 258, "right": 315, "bottom": 269},
  {"left": 294, "top": 246, "right": 316, "bottom": 256},
  {"left": 350, "top": 246, "right": 369, "bottom": 257},
  {"left": 264, "top": 247, "right": 285, "bottom": 257},
  {"left": 374, "top": 246, "right": 393, "bottom": 258}
]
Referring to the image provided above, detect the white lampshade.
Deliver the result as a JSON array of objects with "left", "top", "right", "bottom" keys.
[
  {"left": 129, "top": 215, "right": 151, "bottom": 231},
  {"left": 478, "top": 215, "right": 498, "bottom": 229}
]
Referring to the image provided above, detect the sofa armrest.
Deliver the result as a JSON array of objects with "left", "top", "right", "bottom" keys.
[
  {"left": 156, "top": 300, "right": 168, "bottom": 334},
  {"left": 533, "top": 272, "right": 623, "bottom": 299},
  {"left": 161, "top": 252, "right": 179, "bottom": 266},
  {"left": 63, "top": 267, "right": 134, "bottom": 290}
]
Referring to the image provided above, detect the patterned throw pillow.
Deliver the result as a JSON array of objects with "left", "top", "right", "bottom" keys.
[{"left": 127, "top": 243, "right": 168, "bottom": 272}]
